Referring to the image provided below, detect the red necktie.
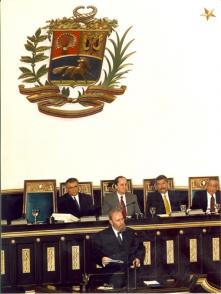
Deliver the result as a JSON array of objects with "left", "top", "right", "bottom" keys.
[
  {"left": 120, "top": 196, "right": 127, "bottom": 218},
  {"left": 210, "top": 195, "right": 215, "bottom": 213}
]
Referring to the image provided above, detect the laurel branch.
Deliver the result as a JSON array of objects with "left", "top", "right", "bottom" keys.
[{"left": 18, "top": 28, "right": 50, "bottom": 86}]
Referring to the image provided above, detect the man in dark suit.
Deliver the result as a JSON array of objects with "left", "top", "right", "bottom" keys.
[
  {"left": 58, "top": 178, "right": 94, "bottom": 218},
  {"left": 102, "top": 176, "right": 141, "bottom": 217},
  {"left": 146, "top": 175, "right": 180, "bottom": 216},
  {"left": 92, "top": 208, "right": 144, "bottom": 288},
  {"left": 191, "top": 178, "right": 221, "bottom": 212}
]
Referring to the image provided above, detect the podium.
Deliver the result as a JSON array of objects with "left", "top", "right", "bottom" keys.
[{"left": 1, "top": 214, "right": 221, "bottom": 292}]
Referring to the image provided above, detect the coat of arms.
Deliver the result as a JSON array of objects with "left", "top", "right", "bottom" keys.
[{"left": 19, "top": 6, "right": 135, "bottom": 118}]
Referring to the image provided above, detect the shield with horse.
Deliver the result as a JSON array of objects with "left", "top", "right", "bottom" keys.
[{"left": 48, "top": 6, "right": 109, "bottom": 86}]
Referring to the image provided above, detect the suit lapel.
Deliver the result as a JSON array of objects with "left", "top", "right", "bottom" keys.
[
  {"left": 204, "top": 191, "right": 208, "bottom": 211},
  {"left": 109, "top": 227, "right": 122, "bottom": 247},
  {"left": 215, "top": 191, "right": 221, "bottom": 203},
  {"left": 168, "top": 191, "right": 174, "bottom": 210},
  {"left": 70, "top": 196, "right": 80, "bottom": 211},
  {"left": 78, "top": 193, "right": 83, "bottom": 211},
  {"left": 157, "top": 192, "right": 165, "bottom": 213},
  {"left": 114, "top": 192, "right": 120, "bottom": 207},
  {"left": 125, "top": 193, "right": 132, "bottom": 215}
]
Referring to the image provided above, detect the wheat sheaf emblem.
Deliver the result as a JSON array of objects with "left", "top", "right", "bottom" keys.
[{"left": 18, "top": 6, "right": 135, "bottom": 118}]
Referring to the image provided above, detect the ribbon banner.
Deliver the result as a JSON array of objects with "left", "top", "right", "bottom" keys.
[{"left": 19, "top": 84, "right": 126, "bottom": 118}]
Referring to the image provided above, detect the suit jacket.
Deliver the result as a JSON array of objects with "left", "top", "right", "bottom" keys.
[
  {"left": 58, "top": 192, "right": 94, "bottom": 218},
  {"left": 191, "top": 190, "right": 221, "bottom": 212},
  {"left": 92, "top": 226, "right": 145, "bottom": 267},
  {"left": 102, "top": 192, "right": 141, "bottom": 216},
  {"left": 146, "top": 190, "right": 180, "bottom": 215}
]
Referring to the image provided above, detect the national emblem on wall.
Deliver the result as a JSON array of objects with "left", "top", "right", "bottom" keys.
[{"left": 18, "top": 6, "right": 135, "bottom": 118}]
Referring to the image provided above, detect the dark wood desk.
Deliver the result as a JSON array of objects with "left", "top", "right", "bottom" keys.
[{"left": 1, "top": 215, "right": 221, "bottom": 292}]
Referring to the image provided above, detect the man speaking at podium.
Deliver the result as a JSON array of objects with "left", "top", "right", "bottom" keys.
[{"left": 92, "top": 208, "right": 144, "bottom": 288}]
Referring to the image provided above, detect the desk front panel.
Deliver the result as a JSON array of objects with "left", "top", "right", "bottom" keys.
[{"left": 1, "top": 216, "right": 221, "bottom": 288}]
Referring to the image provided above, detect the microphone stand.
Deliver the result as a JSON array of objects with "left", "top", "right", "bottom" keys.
[
  {"left": 126, "top": 257, "right": 130, "bottom": 292},
  {"left": 124, "top": 201, "right": 135, "bottom": 220},
  {"left": 134, "top": 266, "right": 137, "bottom": 290},
  {"left": 126, "top": 261, "right": 137, "bottom": 291}
]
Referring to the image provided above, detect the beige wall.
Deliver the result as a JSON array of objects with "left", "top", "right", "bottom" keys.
[{"left": 1, "top": 0, "right": 221, "bottom": 189}]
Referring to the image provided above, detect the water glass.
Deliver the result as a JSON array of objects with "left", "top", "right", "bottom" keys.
[
  {"left": 215, "top": 203, "right": 221, "bottom": 214},
  {"left": 180, "top": 204, "right": 187, "bottom": 214},
  {"left": 32, "top": 208, "right": 40, "bottom": 224},
  {"left": 149, "top": 207, "right": 156, "bottom": 218}
]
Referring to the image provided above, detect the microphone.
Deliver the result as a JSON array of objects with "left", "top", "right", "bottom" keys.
[
  {"left": 125, "top": 201, "right": 135, "bottom": 208},
  {"left": 124, "top": 201, "right": 144, "bottom": 219},
  {"left": 123, "top": 201, "right": 139, "bottom": 219}
]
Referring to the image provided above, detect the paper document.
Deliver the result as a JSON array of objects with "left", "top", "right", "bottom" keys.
[
  {"left": 98, "top": 215, "right": 109, "bottom": 221},
  {"left": 52, "top": 213, "right": 79, "bottom": 222},
  {"left": 97, "top": 284, "right": 113, "bottom": 290},
  {"left": 188, "top": 209, "right": 204, "bottom": 215},
  {"left": 80, "top": 216, "right": 96, "bottom": 222},
  {"left": 108, "top": 258, "right": 124, "bottom": 264},
  {"left": 157, "top": 214, "right": 170, "bottom": 217},
  {"left": 1, "top": 220, "right": 7, "bottom": 225},
  {"left": 11, "top": 218, "right": 27, "bottom": 225},
  {"left": 170, "top": 211, "right": 186, "bottom": 217},
  {"left": 144, "top": 280, "right": 160, "bottom": 286}
]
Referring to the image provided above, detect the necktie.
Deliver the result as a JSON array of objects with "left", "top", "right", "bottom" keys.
[
  {"left": 120, "top": 196, "right": 127, "bottom": 218},
  {"left": 163, "top": 194, "right": 171, "bottom": 215},
  {"left": 117, "top": 232, "right": 123, "bottom": 245},
  {"left": 210, "top": 195, "right": 215, "bottom": 213},
  {"left": 73, "top": 197, "right": 80, "bottom": 211}
]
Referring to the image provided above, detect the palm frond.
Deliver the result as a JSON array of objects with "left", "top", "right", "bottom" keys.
[
  {"left": 101, "top": 27, "right": 135, "bottom": 88},
  {"left": 121, "top": 51, "right": 136, "bottom": 64},
  {"left": 120, "top": 39, "right": 135, "bottom": 58},
  {"left": 104, "top": 56, "right": 112, "bottom": 73}
]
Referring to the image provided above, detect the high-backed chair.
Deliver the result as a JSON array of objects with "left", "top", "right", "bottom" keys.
[
  {"left": 59, "top": 181, "right": 94, "bottom": 202},
  {"left": 143, "top": 177, "right": 174, "bottom": 215},
  {"left": 23, "top": 179, "right": 57, "bottom": 223},
  {"left": 100, "top": 179, "right": 133, "bottom": 207},
  {"left": 188, "top": 176, "right": 220, "bottom": 208}
]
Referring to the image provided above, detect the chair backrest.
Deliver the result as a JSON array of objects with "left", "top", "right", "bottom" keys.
[
  {"left": 100, "top": 179, "right": 133, "bottom": 207},
  {"left": 143, "top": 177, "right": 174, "bottom": 215},
  {"left": 59, "top": 181, "right": 94, "bottom": 202},
  {"left": 188, "top": 176, "right": 220, "bottom": 207},
  {"left": 23, "top": 179, "right": 57, "bottom": 223}
]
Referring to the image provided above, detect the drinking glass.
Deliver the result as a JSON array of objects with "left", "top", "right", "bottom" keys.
[
  {"left": 180, "top": 204, "right": 187, "bottom": 214},
  {"left": 149, "top": 207, "right": 156, "bottom": 218},
  {"left": 139, "top": 212, "right": 144, "bottom": 219},
  {"left": 32, "top": 208, "right": 40, "bottom": 224},
  {"left": 215, "top": 203, "right": 221, "bottom": 214}
]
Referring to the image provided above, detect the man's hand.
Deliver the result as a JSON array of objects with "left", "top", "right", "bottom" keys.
[
  {"left": 131, "top": 258, "right": 140, "bottom": 268},
  {"left": 102, "top": 256, "right": 111, "bottom": 267}
]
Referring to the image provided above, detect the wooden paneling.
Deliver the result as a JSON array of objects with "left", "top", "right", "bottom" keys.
[{"left": 1, "top": 215, "right": 220, "bottom": 290}]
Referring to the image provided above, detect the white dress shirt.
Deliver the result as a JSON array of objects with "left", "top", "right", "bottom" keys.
[
  {"left": 72, "top": 194, "right": 80, "bottom": 207},
  {"left": 112, "top": 226, "right": 123, "bottom": 241}
]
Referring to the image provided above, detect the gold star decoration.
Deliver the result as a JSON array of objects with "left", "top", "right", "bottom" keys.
[{"left": 201, "top": 8, "right": 216, "bottom": 21}]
